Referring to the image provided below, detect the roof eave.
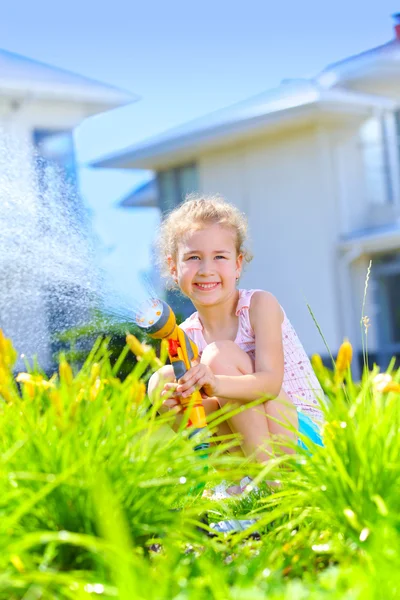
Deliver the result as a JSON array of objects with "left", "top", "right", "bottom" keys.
[
  {"left": 91, "top": 98, "right": 379, "bottom": 170},
  {"left": 0, "top": 81, "right": 138, "bottom": 112},
  {"left": 340, "top": 228, "right": 400, "bottom": 255},
  {"left": 317, "top": 40, "right": 400, "bottom": 89},
  {"left": 118, "top": 193, "right": 158, "bottom": 208}
]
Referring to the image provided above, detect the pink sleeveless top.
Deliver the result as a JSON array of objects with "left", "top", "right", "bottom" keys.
[{"left": 180, "top": 289, "right": 324, "bottom": 424}]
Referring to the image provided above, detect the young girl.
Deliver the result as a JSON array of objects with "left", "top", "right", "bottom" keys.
[{"left": 148, "top": 195, "right": 324, "bottom": 481}]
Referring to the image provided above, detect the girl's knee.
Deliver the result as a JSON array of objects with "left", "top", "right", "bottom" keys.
[
  {"left": 201, "top": 341, "right": 253, "bottom": 375},
  {"left": 148, "top": 365, "right": 175, "bottom": 399}
]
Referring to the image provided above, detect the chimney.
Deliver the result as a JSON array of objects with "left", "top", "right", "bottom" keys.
[{"left": 393, "top": 13, "right": 400, "bottom": 40}]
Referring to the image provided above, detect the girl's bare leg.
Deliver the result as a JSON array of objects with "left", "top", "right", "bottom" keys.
[
  {"left": 200, "top": 341, "right": 298, "bottom": 463},
  {"left": 148, "top": 342, "right": 298, "bottom": 461}
]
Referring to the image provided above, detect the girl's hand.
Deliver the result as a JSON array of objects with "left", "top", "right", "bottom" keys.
[
  {"left": 159, "top": 382, "right": 183, "bottom": 415},
  {"left": 176, "top": 364, "right": 219, "bottom": 398}
]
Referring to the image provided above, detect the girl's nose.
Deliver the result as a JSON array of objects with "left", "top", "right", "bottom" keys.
[{"left": 198, "top": 259, "right": 214, "bottom": 275}]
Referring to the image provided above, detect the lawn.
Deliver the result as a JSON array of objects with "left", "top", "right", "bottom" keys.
[{"left": 0, "top": 329, "right": 399, "bottom": 599}]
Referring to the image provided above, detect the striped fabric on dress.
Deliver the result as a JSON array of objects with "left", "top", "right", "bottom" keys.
[{"left": 179, "top": 288, "right": 324, "bottom": 425}]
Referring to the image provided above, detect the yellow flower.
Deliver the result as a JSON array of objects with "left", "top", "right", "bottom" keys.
[
  {"left": 126, "top": 333, "right": 162, "bottom": 369},
  {"left": 70, "top": 390, "right": 85, "bottom": 419},
  {"left": 59, "top": 359, "right": 73, "bottom": 386},
  {"left": 16, "top": 373, "right": 55, "bottom": 398},
  {"left": 0, "top": 332, "right": 18, "bottom": 403},
  {"left": 10, "top": 554, "right": 25, "bottom": 573},
  {"left": 16, "top": 372, "right": 54, "bottom": 388},
  {"left": 90, "top": 377, "right": 102, "bottom": 402},
  {"left": 334, "top": 339, "right": 353, "bottom": 384},
  {"left": 90, "top": 363, "right": 101, "bottom": 384},
  {"left": 49, "top": 390, "right": 63, "bottom": 417},
  {"left": 0, "top": 380, "right": 15, "bottom": 404},
  {"left": 0, "top": 329, "right": 17, "bottom": 370},
  {"left": 128, "top": 380, "right": 146, "bottom": 405},
  {"left": 311, "top": 354, "right": 324, "bottom": 372},
  {"left": 126, "top": 333, "right": 146, "bottom": 357},
  {"left": 0, "top": 365, "right": 10, "bottom": 388},
  {"left": 322, "top": 420, "right": 339, "bottom": 442},
  {"left": 383, "top": 382, "right": 400, "bottom": 393},
  {"left": 373, "top": 373, "right": 400, "bottom": 394}
]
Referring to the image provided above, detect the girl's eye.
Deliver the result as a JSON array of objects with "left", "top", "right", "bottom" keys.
[
  {"left": 187, "top": 256, "right": 200, "bottom": 260},
  {"left": 215, "top": 255, "right": 226, "bottom": 259}
]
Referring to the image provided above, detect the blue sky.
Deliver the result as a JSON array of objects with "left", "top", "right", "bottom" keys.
[{"left": 2, "top": 0, "right": 399, "bottom": 306}]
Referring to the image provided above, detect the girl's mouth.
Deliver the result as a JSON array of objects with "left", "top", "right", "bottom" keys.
[{"left": 194, "top": 282, "right": 220, "bottom": 291}]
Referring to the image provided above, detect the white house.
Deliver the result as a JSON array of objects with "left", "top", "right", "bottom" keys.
[
  {"left": 0, "top": 48, "right": 136, "bottom": 370},
  {"left": 92, "top": 18, "right": 400, "bottom": 370}
]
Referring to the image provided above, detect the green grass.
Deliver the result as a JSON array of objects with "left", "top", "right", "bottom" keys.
[{"left": 0, "top": 331, "right": 399, "bottom": 599}]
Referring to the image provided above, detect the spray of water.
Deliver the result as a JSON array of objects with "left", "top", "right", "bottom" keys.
[
  {"left": 0, "top": 130, "right": 100, "bottom": 370},
  {"left": 103, "top": 271, "right": 162, "bottom": 325}
]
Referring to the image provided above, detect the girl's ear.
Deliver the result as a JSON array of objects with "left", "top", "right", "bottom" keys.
[
  {"left": 167, "top": 255, "right": 178, "bottom": 281},
  {"left": 236, "top": 253, "right": 243, "bottom": 280}
]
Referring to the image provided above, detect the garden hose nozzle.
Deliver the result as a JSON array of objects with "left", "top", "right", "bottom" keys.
[{"left": 135, "top": 299, "right": 208, "bottom": 445}]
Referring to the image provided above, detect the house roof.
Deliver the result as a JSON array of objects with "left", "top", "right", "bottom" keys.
[
  {"left": 340, "top": 222, "right": 400, "bottom": 256},
  {"left": 91, "top": 80, "right": 396, "bottom": 170},
  {"left": 317, "top": 38, "right": 400, "bottom": 89},
  {"left": 0, "top": 48, "right": 137, "bottom": 113},
  {"left": 118, "top": 179, "right": 158, "bottom": 208}
]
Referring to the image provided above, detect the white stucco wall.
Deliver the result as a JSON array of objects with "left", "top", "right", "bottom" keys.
[
  {"left": 197, "top": 115, "right": 390, "bottom": 364},
  {"left": 198, "top": 125, "right": 345, "bottom": 357}
]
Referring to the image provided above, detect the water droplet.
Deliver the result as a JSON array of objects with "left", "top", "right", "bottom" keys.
[
  {"left": 312, "top": 543, "right": 330, "bottom": 552},
  {"left": 262, "top": 568, "right": 271, "bottom": 577},
  {"left": 344, "top": 508, "right": 355, "bottom": 519},
  {"left": 340, "top": 422, "right": 347, "bottom": 428},
  {"left": 84, "top": 584, "right": 94, "bottom": 593},
  {"left": 93, "top": 584, "right": 104, "bottom": 594},
  {"left": 179, "top": 476, "right": 187, "bottom": 484},
  {"left": 69, "top": 583, "right": 79, "bottom": 591}
]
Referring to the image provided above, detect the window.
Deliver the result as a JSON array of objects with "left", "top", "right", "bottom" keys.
[
  {"left": 156, "top": 164, "right": 198, "bottom": 213},
  {"left": 384, "top": 274, "right": 400, "bottom": 343},
  {"left": 33, "top": 129, "right": 85, "bottom": 227},
  {"left": 374, "top": 253, "right": 400, "bottom": 368},
  {"left": 360, "top": 117, "right": 392, "bottom": 205},
  {"left": 33, "top": 129, "right": 77, "bottom": 185},
  {"left": 156, "top": 164, "right": 198, "bottom": 318}
]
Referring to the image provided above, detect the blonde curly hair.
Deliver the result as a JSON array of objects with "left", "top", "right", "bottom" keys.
[{"left": 155, "top": 194, "right": 253, "bottom": 288}]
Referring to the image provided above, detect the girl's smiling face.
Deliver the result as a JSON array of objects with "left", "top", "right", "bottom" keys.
[{"left": 170, "top": 223, "right": 243, "bottom": 305}]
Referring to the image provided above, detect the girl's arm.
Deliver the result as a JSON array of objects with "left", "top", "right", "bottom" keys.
[
  {"left": 176, "top": 291, "right": 285, "bottom": 402},
  {"left": 214, "top": 291, "right": 284, "bottom": 402}
]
